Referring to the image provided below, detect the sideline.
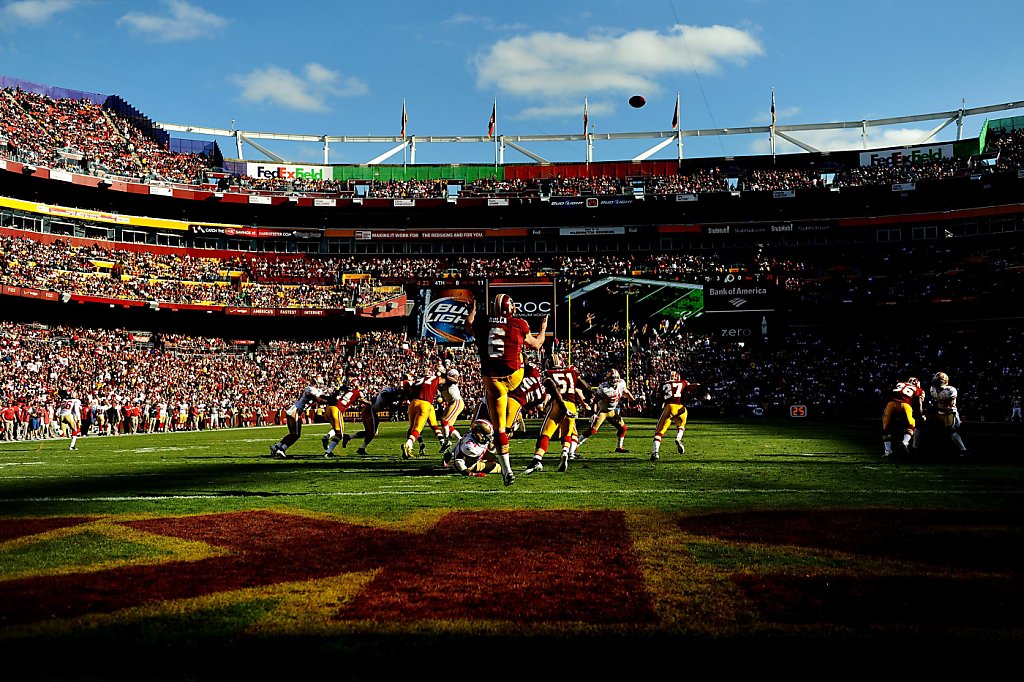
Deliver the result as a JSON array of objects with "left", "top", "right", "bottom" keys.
[{"left": 2, "top": 487, "right": 1021, "bottom": 504}]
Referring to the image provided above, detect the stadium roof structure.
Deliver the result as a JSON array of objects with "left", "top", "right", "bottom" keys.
[{"left": 157, "top": 99, "right": 1024, "bottom": 166}]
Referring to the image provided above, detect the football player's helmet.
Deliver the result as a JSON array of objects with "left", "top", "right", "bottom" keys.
[
  {"left": 470, "top": 419, "right": 494, "bottom": 445},
  {"left": 493, "top": 293, "right": 515, "bottom": 316},
  {"left": 907, "top": 377, "right": 920, "bottom": 387},
  {"left": 932, "top": 372, "right": 949, "bottom": 387},
  {"left": 608, "top": 369, "right": 621, "bottom": 381},
  {"left": 668, "top": 371, "right": 681, "bottom": 382},
  {"left": 446, "top": 368, "right": 460, "bottom": 382}
]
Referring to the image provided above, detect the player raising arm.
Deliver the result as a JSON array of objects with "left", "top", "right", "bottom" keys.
[{"left": 466, "top": 292, "right": 547, "bottom": 487}]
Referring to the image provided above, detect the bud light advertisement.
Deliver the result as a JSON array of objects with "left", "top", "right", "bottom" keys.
[{"left": 420, "top": 288, "right": 475, "bottom": 343}]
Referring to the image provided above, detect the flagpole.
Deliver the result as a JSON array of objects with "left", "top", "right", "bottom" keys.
[
  {"left": 492, "top": 98, "right": 498, "bottom": 169},
  {"left": 673, "top": 92, "right": 682, "bottom": 162},
  {"left": 583, "top": 96, "right": 589, "bottom": 164},
  {"left": 770, "top": 88, "right": 776, "bottom": 164},
  {"left": 402, "top": 98, "right": 408, "bottom": 169}
]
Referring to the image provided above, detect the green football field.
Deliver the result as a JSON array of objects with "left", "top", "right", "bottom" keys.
[{"left": 1, "top": 418, "right": 1022, "bottom": 677}]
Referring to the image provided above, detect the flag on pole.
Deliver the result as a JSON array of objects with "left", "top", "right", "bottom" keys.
[
  {"left": 671, "top": 93, "right": 680, "bottom": 130},
  {"left": 488, "top": 100, "right": 496, "bottom": 140},
  {"left": 401, "top": 99, "right": 408, "bottom": 137},
  {"left": 583, "top": 96, "right": 589, "bottom": 136},
  {"left": 771, "top": 88, "right": 776, "bottom": 128}
]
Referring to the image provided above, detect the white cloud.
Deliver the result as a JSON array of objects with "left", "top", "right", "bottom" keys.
[
  {"left": 1, "top": 0, "right": 75, "bottom": 25},
  {"left": 519, "top": 100, "right": 613, "bottom": 122},
  {"left": 476, "top": 24, "right": 763, "bottom": 101},
  {"left": 749, "top": 125, "right": 941, "bottom": 155},
  {"left": 117, "top": 0, "right": 228, "bottom": 42},
  {"left": 232, "top": 63, "right": 368, "bottom": 113}
]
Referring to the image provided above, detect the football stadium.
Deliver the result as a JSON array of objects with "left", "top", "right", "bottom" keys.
[{"left": 2, "top": 69, "right": 1023, "bottom": 677}]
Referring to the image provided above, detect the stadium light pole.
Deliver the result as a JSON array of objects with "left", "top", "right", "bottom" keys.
[{"left": 567, "top": 293, "right": 572, "bottom": 366}]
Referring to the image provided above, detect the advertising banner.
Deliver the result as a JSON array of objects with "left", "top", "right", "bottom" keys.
[
  {"left": 487, "top": 281, "right": 555, "bottom": 332},
  {"left": 245, "top": 163, "right": 332, "bottom": 181},
  {"left": 858, "top": 144, "right": 953, "bottom": 168},
  {"left": 420, "top": 287, "right": 475, "bottom": 343}
]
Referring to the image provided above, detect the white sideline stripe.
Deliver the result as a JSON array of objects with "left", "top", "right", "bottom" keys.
[{"left": 0, "top": 488, "right": 1020, "bottom": 503}]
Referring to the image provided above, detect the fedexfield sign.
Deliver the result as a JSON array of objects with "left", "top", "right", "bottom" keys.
[
  {"left": 245, "top": 163, "right": 331, "bottom": 180},
  {"left": 858, "top": 144, "right": 953, "bottom": 168}
]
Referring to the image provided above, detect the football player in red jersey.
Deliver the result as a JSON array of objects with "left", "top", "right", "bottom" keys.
[
  {"left": 651, "top": 371, "right": 701, "bottom": 462},
  {"left": 505, "top": 361, "right": 546, "bottom": 437},
  {"left": 882, "top": 376, "right": 924, "bottom": 457},
  {"left": 467, "top": 292, "right": 548, "bottom": 486},
  {"left": 524, "top": 351, "right": 595, "bottom": 475},
  {"left": 400, "top": 369, "right": 448, "bottom": 459},
  {"left": 322, "top": 379, "right": 362, "bottom": 457}
]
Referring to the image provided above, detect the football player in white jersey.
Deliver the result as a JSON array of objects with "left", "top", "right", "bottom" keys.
[
  {"left": 437, "top": 368, "right": 466, "bottom": 448},
  {"left": 58, "top": 390, "right": 83, "bottom": 451},
  {"left": 446, "top": 419, "right": 500, "bottom": 477},
  {"left": 576, "top": 368, "right": 635, "bottom": 454},
  {"left": 351, "top": 383, "right": 406, "bottom": 456},
  {"left": 926, "top": 372, "right": 969, "bottom": 456},
  {"left": 270, "top": 384, "right": 324, "bottom": 458}
]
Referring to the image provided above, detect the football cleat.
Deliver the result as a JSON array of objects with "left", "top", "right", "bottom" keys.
[
  {"left": 356, "top": 447, "right": 368, "bottom": 456},
  {"left": 651, "top": 452, "right": 660, "bottom": 462},
  {"left": 468, "top": 471, "right": 487, "bottom": 478},
  {"left": 323, "top": 451, "right": 332, "bottom": 458},
  {"left": 503, "top": 471, "right": 516, "bottom": 487},
  {"left": 342, "top": 433, "right": 351, "bottom": 448},
  {"left": 557, "top": 454, "right": 569, "bottom": 472},
  {"left": 401, "top": 441, "right": 414, "bottom": 459},
  {"left": 676, "top": 441, "right": 685, "bottom": 455},
  {"left": 321, "top": 434, "right": 330, "bottom": 451},
  {"left": 615, "top": 446, "right": 630, "bottom": 453},
  {"left": 439, "top": 437, "right": 452, "bottom": 454},
  {"left": 418, "top": 442, "right": 426, "bottom": 457},
  {"left": 523, "top": 459, "right": 544, "bottom": 474}
]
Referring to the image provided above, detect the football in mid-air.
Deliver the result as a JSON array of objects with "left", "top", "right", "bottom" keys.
[{"left": 628, "top": 95, "right": 646, "bottom": 108}]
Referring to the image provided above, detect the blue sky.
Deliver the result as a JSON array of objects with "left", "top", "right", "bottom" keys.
[{"left": 2, "top": 0, "right": 1023, "bottom": 166}]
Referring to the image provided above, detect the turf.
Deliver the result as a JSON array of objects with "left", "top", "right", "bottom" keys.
[{"left": 0, "top": 418, "right": 1021, "bottom": 677}]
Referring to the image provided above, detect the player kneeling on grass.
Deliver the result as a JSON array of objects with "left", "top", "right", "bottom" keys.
[{"left": 445, "top": 419, "right": 500, "bottom": 477}]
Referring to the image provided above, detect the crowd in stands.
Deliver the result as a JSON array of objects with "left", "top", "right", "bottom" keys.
[
  {"left": 0, "top": 234, "right": 379, "bottom": 309},
  {"left": 5, "top": 86, "right": 1024, "bottom": 198},
  {"left": 1, "top": 88, "right": 212, "bottom": 183},
  {"left": 7, "top": 227, "right": 1024, "bottom": 313},
  {"left": 2, "top": 306, "right": 1020, "bottom": 445}
]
